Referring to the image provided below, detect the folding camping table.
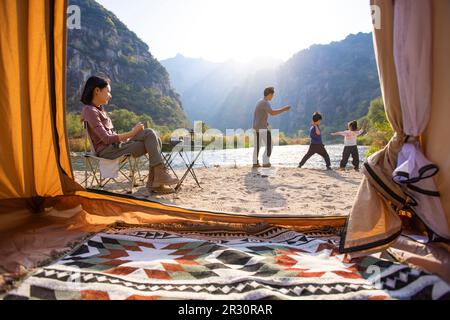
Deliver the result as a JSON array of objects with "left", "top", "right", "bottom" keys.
[{"left": 162, "top": 139, "right": 206, "bottom": 191}]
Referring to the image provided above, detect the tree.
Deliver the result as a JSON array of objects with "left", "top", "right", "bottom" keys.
[
  {"left": 66, "top": 112, "right": 84, "bottom": 138},
  {"left": 109, "top": 109, "right": 155, "bottom": 133},
  {"left": 360, "top": 97, "right": 394, "bottom": 156}
]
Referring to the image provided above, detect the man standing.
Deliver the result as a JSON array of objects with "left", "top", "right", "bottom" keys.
[{"left": 252, "top": 87, "right": 291, "bottom": 168}]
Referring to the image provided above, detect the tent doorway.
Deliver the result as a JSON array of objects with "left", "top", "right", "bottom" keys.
[{"left": 65, "top": 0, "right": 377, "bottom": 219}]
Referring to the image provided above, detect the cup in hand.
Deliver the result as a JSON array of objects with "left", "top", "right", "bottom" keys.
[{"left": 133, "top": 123, "right": 145, "bottom": 133}]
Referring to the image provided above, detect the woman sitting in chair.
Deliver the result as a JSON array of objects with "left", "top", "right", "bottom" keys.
[{"left": 81, "top": 76, "right": 178, "bottom": 194}]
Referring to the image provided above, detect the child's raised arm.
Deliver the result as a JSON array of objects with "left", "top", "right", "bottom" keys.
[
  {"left": 331, "top": 131, "right": 345, "bottom": 136},
  {"left": 357, "top": 129, "right": 365, "bottom": 136}
]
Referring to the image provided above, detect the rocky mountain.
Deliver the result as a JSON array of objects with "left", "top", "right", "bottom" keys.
[
  {"left": 163, "top": 33, "right": 380, "bottom": 137},
  {"left": 270, "top": 32, "right": 381, "bottom": 136},
  {"left": 66, "top": 0, "right": 189, "bottom": 128}
]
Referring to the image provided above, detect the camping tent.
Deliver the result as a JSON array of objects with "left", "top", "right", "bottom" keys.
[{"left": 0, "top": 0, "right": 449, "bottom": 293}]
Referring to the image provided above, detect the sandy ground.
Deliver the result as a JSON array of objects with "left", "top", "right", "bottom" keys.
[{"left": 74, "top": 166, "right": 363, "bottom": 216}]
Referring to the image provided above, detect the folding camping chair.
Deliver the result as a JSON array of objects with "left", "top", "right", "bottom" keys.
[{"left": 81, "top": 122, "right": 145, "bottom": 194}]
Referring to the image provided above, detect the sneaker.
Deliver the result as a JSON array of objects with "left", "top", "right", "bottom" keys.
[
  {"left": 252, "top": 163, "right": 261, "bottom": 168},
  {"left": 298, "top": 164, "right": 303, "bottom": 168},
  {"left": 326, "top": 166, "right": 333, "bottom": 171},
  {"left": 354, "top": 168, "right": 360, "bottom": 172},
  {"left": 262, "top": 163, "right": 272, "bottom": 168},
  {"left": 337, "top": 167, "right": 346, "bottom": 171}
]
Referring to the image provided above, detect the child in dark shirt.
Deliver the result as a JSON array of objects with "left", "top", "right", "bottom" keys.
[{"left": 298, "top": 112, "right": 332, "bottom": 170}]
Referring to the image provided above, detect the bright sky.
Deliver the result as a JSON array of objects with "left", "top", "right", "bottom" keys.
[{"left": 96, "top": 0, "right": 373, "bottom": 63}]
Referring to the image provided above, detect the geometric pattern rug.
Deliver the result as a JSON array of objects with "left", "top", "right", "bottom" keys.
[{"left": 2, "top": 226, "right": 450, "bottom": 300}]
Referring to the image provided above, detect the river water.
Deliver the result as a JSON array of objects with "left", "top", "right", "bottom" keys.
[{"left": 71, "top": 144, "right": 368, "bottom": 171}]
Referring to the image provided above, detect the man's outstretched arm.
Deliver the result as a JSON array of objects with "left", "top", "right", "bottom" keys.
[{"left": 268, "top": 106, "right": 291, "bottom": 116}]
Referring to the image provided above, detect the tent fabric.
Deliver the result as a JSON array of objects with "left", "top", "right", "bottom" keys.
[
  {"left": 423, "top": 0, "right": 450, "bottom": 224},
  {"left": 54, "top": 0, "right": 75, "bottom": 182},
  {"left": 392, "top": 0, "right": 449, "bottom": 239},
  {"left": 340, "top": 0, "right": 405, "bottom": 253},
  {"left": 341, "top": 0, "right": 450, "bottom": 253},
  {"left": 0, "top": 0, "right": 79, "bottom": 199},
  {"left": 389, "top": 236, "right": 450, "bottom": 284},
  {"left": 393, "top": 0, "right": 432, "bottom": 138}
]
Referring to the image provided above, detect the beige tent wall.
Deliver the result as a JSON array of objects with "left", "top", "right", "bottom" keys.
[
  {"left": 340, "top": 0, "right": 404, "bottom": 253},
  {"left": 341, "top": 0, "right": 450, "bottom": 253},
  {"left": 424, "top": 0, "right": 450, "bottom": 221}
]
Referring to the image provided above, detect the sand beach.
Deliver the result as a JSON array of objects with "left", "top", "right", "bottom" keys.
[{"left": 74, "top": 166, "right": 363, "bottom": 216}]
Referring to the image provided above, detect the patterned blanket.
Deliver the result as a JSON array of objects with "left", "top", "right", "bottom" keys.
[{"left": 3, "top": 226, "right": 449, "bottom": 300}]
